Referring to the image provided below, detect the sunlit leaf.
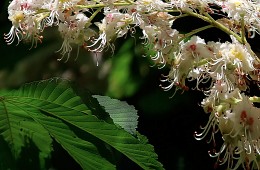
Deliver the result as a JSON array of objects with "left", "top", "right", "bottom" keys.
[{"left": 93, "top": 95, "right": 138, "bottom": 135}]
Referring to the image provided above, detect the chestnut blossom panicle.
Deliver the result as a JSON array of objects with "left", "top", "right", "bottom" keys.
[
  {"left": 199, "top": 92, "right": 260, "bottom": 170},
  {"left": 5, "top": 0, "right": 96, "bottom": 60},
  {"left": 163, "top": 33, "right": 260, "bottom": 169}
]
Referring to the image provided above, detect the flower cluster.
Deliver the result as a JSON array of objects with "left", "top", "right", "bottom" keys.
[{"left": 4, "top": 0, "right": 260, "bottom": 169}]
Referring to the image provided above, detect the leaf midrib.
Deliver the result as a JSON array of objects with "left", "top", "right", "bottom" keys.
[
  {"left": 0, "top": 100, "right": 15, "bottom": 148},
  {"left": 5, "top": 95, "right": 89, "bottom": 114}
]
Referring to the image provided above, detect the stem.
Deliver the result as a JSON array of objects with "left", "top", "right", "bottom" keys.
[
  {"left": 173, "top": 14, "right": 189, "bottom": 20},
  {"left": 249, "top": 96, "right": 260, "bottom": 103},
  {"left": 203, "top": 12, "right": 243, "bottom": 43},
  {"left": 220, "top": 97, "right": 241, "bottom": 105},
  {"left": 36, "top": 12, "right": 50, "bottom": 23},
  {"left": 178, "top": 25, "right": 214, "bottom": 43},
  {"left": 124, "top": 0, "right": 135, "bottom": 3},
  {"left": 165, "top": 9, "right": 183, "bottom": 13},
  {"left": 85, "top": 7, "right": 102, "bottom": 28},
  {"left": 184, "top": 11, "right": 243, "bottom": 44},
  {"left": 76, "top": 2, "right": 133, "bottom": 9},
  {"left": 240, "top": 14, "right": 246, "bottom": 44},
  {"left": 184, "top": 10, "right": 212, "bottom": 23},
  {"left": 194, "top": 58, "right": 210, "bottom": 67}
]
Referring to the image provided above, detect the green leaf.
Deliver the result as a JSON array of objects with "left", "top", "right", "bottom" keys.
[
  {"left": 93, "top": 95, "right": 138, "bottom": 135},
  {"left": 0, "top": 78, "right": 164, "bottom": 170},
  {"left": 0, "top": 94, "right": 53, "bottom": 169},
  {"left": 0, "top": 79, "right": 115, "bottom": 169},
  {"left": 107, "top": 39, "right": 140, "bottom": 98}
]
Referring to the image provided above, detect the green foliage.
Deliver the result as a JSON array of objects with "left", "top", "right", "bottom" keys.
[
  {"left": 93, "top": 95, "right": 139, "bottom": 135},
  {"left": 107, "top": 39, "right": 141, "bottom": 98},
  {"left": 0, "top": 78, "right": 164, "bottom": 170}
]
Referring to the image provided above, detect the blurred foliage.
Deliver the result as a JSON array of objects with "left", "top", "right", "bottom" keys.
[{"left": 107, "top": 38, "right": 145, "bottom": 98}]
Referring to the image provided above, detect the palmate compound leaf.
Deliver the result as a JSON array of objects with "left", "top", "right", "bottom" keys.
[
  {"left": 0, "top": 79, "right": 115, "bottom": 170},
  {"left": 0, "top": 78, "right": 164, "bottom": 170}
]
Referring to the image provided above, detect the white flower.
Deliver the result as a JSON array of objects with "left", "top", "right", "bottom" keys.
[
  {"left": 220, "top": 0, "right": 251, "bottom": 21},
  {"left": 136, "top": 0, "right": 171, "bottom": 12},
  {"left": 161, "top": 49, "right": 192, "bottom": 91},
  {"left": 171, "top": 0, "right": 211, "bottom": 12},
  {"left": 5, "top": 0, "right": 50, "bottom": 45},
  {"left": 227, "top": 94, "right": 260, "bottom": 142},
  {"left": 204, "top": 37, "right": 258, "bottom": 92},
  {"left": 88, "top": 10, "right": 132, "bottom": 52},
  {"left": 220, "top": 94, "right": 260, "bottom": 169},
  {"left": 215, "top": 0, "right": 260, "bottom": 36},
  {"left": 198, "top": 91, "right": 260, "bottom": 169},
  {"left": 223, "top": 37, "right": 255, "bottom": 72},
  {"left": 181, "top": 36, "right": 214, "bottom": 59},
  {"left": 162, "top": 36, "right": 217, "bottom": 91},
  {"left": 57, "top": 13, "right": 90, "bottom": 61}
]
